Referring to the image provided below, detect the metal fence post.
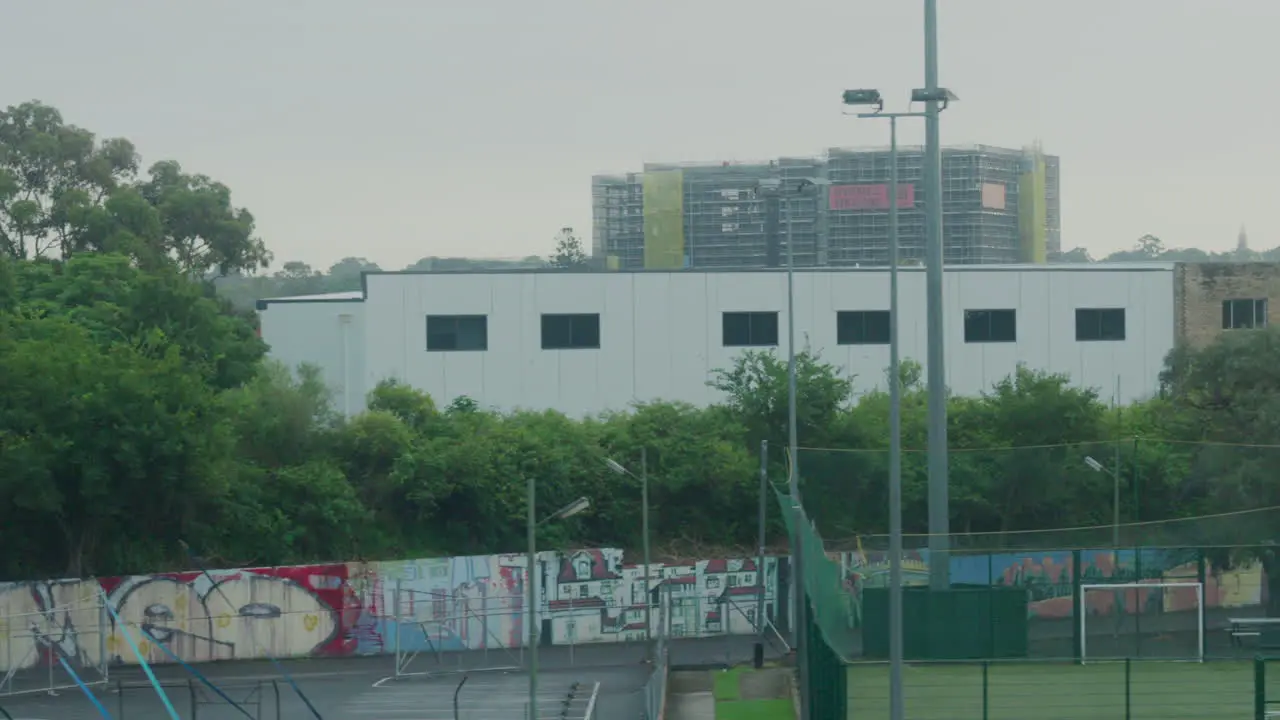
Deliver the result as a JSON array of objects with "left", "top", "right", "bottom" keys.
[
  {"left": 981, "top": 661, "right": 989, "bottom": 720},
  {"left": 1197, "top": 551, "right": 1209, "bottom": 660},
  {"left": 1124, "top": 657, "right": 1132, "bottom": 720},
  {"left": 393, "top": 579, "right": 402, "bottom": 674},
  {"left": 1072, "top": 549, "right": 1083, "bottom": 664},
  {"left": 99, "top": 596, "right": 110, "bottom": 684},
  {"left": 1256, "top": 656, "right": 1266, "bottom": 720}
]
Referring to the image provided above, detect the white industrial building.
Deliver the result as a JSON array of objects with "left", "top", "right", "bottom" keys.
[{"left": 258, "top": 265, "right": 1179, "bottom": 417}]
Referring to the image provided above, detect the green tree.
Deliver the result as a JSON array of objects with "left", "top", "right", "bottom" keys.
[
  {"left": 0, "top": 312, "right": 234, "bottom": 576},
  {"left": 548, "top": 227, "right": 588, "bottom": 269},
  {"left": 0, "top": 101, "right": 139, "bottom": 260},
  {"left": 15, "top": 253, "right": 265, "bottom": 389},
  {"left": 0, "top": 101, "right": 269, "bottom": 275},
  {"left": 137, "top": 160, "right": 270, "bottom": 275},
  {"left": 709, "top": 349, "right": 855, "bottom": 453}
]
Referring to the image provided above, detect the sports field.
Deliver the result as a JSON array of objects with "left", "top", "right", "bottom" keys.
[{"left": 846, "top": 660, "right": 1272, "bottom": 719}]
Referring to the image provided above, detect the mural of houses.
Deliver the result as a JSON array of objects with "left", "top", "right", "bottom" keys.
[{"left": 538, "top": 552, "right": 782, "bottom": 644}]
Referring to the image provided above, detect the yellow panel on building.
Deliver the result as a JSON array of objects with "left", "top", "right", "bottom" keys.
[
  {"left": 1018, "top": 150, "right": 1047, "bottom": 264},
  {"left": 642, "top": 170, "right": 685, "bottom": 269}
]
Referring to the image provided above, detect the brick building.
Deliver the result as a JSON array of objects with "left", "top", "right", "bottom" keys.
[{"left": 1174, "top": 263, "right": 1277, "bottom": 349}]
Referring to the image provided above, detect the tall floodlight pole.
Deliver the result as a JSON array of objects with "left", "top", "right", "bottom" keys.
[
  {"left": 602, "top": 456, "right": 653, "bottom": 646},
  {"left": 760, "top": 177, "right": 819, "bottom": 720},
  {"left": 527, "top": 482, "right": 592, "bottom": 720},
  {"left": 784, "top": 184, "right": 807, "bottom": 720},
  {"left": 846, "top": 87, "right": 956, "bottom": 720},
  {"left": 922, "top": 0, "right": 950, "bottom": 590}
]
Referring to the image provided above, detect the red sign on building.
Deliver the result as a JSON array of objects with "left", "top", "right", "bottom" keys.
[{"left": 828, "top": 183, "right": 916, "bottom": 211}]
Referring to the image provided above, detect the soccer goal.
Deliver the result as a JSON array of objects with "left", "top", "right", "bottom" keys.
[{"left": 1079, "top": 582, "right": 1204, "bottom": 664}]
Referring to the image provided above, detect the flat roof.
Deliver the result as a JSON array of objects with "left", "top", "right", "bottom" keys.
[
  {"left": 361, "top": 262, "right": 1177, "bottom": 278},
  {"left": 256, "top": 290, "right": 363, "bottom": 310},
  {"left": 260, "top": 263, "right": 1182, "bottom": 307}
]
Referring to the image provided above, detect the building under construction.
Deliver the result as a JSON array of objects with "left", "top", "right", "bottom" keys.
[{"left": 591, "top": 145, "right": 1060, "bottom": 270}]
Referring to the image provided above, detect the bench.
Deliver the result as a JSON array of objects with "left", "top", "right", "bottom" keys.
[{"left": 1228, "top": 617, "right": 1280, "bottom": 647}]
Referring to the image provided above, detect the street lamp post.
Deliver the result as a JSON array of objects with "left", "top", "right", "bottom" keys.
[
  {"left": 1085, "top": 456, "right": 1122, "bottom": 547},
  {"left": 603, "top": 454, "right": 653, "bottom": 647},
  {"left": 526, "top": 479, "right": 591, "bottom": 720},
  {"left": 843, "top": 87, "right": 956, "bottom": 720}
]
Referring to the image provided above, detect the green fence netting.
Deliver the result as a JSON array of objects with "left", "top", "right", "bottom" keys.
[{"left": 777, "top": 485, "right": 860, "bottom": 663}]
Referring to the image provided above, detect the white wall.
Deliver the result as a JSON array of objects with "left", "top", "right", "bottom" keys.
[
  {"left": 259, "top": 297, "right": 366, "bottom": 416},
  {"left": 300, "top": 266, "right": 1174, "bottom": 417}
]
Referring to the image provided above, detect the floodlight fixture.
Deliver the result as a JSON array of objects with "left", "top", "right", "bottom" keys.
[
  {"left": 842, "top": 89, "right": 884, "bottom": 111},
  {"left": 551, "top": 497, "right": 591, "bottom": 520},
  {"left": 910, "top": 87, "right": 958, "bottom": 111},
  {"left": 1084, "top": 456, "right": 1105, "bottom": 473}
]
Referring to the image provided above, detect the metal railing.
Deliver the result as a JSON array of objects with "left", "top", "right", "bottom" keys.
[
  {"left": 114, "top": 678, "right": 279, "bottom": 719},
  {"left": 847, "top": 657, "right": 1261, "bottom": 719},
  {"left": 0, "top": 598, "right": 110, "bottom": 697},
  {"left": 583, "top": 681, "right": 602, "bottom": 719},
  {"left": 642, "top": 588, "right": 671, "bottom": 720},
  {"left": 1255, "top": 655, "right": 1280, "bottom": 719}
]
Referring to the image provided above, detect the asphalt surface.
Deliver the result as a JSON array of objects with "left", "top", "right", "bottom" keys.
[{"left": 0, "top": 636, "right": 775, "bottom": 720}]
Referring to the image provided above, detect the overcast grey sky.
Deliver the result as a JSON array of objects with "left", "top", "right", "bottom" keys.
[{"left": 5, "top": 1, "right": 1275, "bottom": 270}]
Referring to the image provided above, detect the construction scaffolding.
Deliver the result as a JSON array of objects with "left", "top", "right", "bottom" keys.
[{"left": 591, "top": 144, "right": 1061, "bottom": 270}]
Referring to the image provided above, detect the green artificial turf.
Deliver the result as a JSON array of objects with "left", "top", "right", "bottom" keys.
[
  {"left": 713, "top": 667, "right": 796, "bottom": 719},
  {"left": 845, "top": 660, "right": 1273, "bottom": 719},
  {"left": 714, "top": 667, "right": 746, "bottom": 701}
]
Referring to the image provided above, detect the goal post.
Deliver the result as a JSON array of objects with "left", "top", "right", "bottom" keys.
[{"left": 1079, "top": 582, "right": 1204, "bottom": 664}]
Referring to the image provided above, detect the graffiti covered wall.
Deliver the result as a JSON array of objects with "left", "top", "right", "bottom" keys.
[
  {"left": 841, "top": 548, "right": 1267, "bottom": 619},
  {"left": 0, "top": 550, "right": 781, "bottom": 673}
]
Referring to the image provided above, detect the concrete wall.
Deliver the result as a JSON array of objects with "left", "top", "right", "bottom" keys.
[
  {"left": 0, "top": 550, "right": 779, "bottom": 673},
  {"left": 2, "top": 544, "right": 1263, "bottom": 674},
  {"left": 262, "top": 266, "right": 1177, "bottom": 415},
  {"left": 258, "top": 294, "right": 366, "bottom": 416},
  {"left": 1175, "top": 262, "right": 1280, "bottom": 349}
]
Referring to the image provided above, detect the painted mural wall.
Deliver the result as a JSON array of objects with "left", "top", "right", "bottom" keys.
[
  {"left": 841, "top": 548, "right": 1267, "bottom": 619},
  {"left": 0, "top": 550, "right": 781, "bottom": 673}
]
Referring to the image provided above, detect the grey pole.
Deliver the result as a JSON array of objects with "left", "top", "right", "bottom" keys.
[
  {"left": 1113, "top": 376, "right": 1121, "bottom": 548},
  {"left": 527, "top": 476, "right": 538, "bottom": 720},
  {"left": 887, "top": 116, "right": 905, "bottom": 720},
  {"left": 642, "top": 447, "right": 652, "bottom": 646},
  {"left": 922, "top": 0, "right": 950, "bottom": 591},
  {"left": 785, "top": 192, "right": 809, "bottom": 720},
  {"left": 755, "top": 439, "right": 768, "bottom": 668}
]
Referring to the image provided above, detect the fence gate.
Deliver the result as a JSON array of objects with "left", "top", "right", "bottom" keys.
[
  {"left": 392, "top": 581, "right": 524, "bottom": 679},
  {"left": 0, "top": 591, "right": 110, "bottom": 697}
]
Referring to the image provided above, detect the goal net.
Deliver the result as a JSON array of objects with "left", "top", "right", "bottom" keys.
[{"left": 1080, "top": 582, "right": 1204, "bottom": 663}]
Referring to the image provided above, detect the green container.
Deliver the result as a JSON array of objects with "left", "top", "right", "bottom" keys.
[{"left": 862, "top": 586, "right": 1029, "bottom": 660}]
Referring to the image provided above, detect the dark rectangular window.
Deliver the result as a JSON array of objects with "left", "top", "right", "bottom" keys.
[
  {"left": 722, "top": 311, "right": 779, "bottom": 347},
  {"left": 837, "top": 310, "right": 890, "bottom": 345},
  {"left": 1222, "top": 298, "right": 1268, "bottom": 329},
  {"left": 1075, "top": 308, "right": 1126, "bottom": 342},
  {"left": 541, "top": 313, "right": 600, "bottom": 349},
  {"left": 964, "top": 309, "right": 1017, "bottom": 343},
  {"left": 426, "top": 315, "right": 488, "bottom": 351}
]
